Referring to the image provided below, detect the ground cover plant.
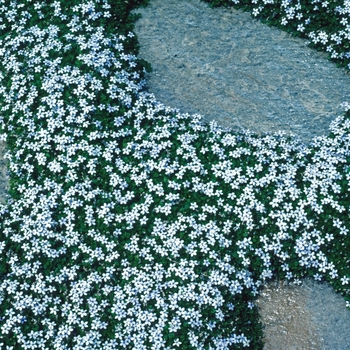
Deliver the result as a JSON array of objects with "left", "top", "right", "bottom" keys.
[{"left": 0, "top": 0, "right": 349, "bottom": 348}]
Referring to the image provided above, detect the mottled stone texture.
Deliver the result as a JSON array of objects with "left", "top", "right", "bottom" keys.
[{"left": 133, "top": 0, "right": 350, "bottom": 145}]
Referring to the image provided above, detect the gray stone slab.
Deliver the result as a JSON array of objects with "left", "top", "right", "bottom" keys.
[{"left": 133, "top": 0, "right": 350, "bottom": 145}]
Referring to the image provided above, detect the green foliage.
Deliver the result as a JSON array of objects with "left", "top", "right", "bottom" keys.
[{"left": 0, "top": 0, "right": 349, "bottom": 348}]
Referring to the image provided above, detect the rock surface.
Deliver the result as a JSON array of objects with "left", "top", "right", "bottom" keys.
[
  {"left": 133, "top": 0, "right": 350, "bottom": 145},
  {"left": 256, "top": 279, "right": 350, "bottom": 349}
]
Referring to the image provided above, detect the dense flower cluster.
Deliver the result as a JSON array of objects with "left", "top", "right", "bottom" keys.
[{"left": 0, "top": 0, "right": 349, "bottom": 349}]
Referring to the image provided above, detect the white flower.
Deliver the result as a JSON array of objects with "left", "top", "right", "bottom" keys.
[{"left": 341, "top": 276, "right": 350, "bottom": 285}]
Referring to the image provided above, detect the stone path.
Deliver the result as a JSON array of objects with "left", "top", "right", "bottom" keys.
[
  {"left": 255, "top": 279, "right": 350, "bottom": 349},
  {"left": 132, "top": 0, "right": 350, "bottom": 348},
  {"left": 133, "top": 0, "right": 350, "bottom": 145}
]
